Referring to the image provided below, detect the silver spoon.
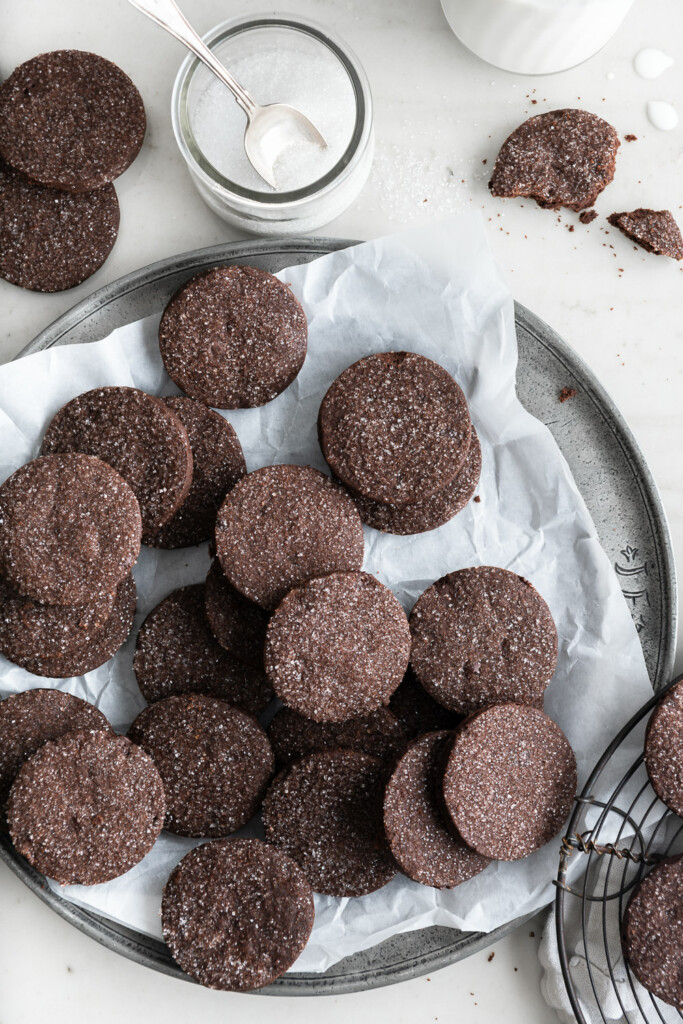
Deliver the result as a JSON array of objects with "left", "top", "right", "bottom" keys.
[{"left": 127, "top": 0, "right": 327, "bottom": 189}]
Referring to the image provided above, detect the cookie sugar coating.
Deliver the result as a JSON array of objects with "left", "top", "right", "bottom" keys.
[
  {"left": 0, "top": 50, "right": 145, "bottom": 192},
  {"left": 267, "top": 706, "right": 406, "bottom": 769},
  {"left": 645, "top": 680, "right": 683, "bottom": 816},
  {"left": 162, "top": 838, "right": 315, "bottom": 991},
  {"left": 204, "top": 560, "right": 269, "bottom": 671},
  {"left": 158, "top": 265, "right": 307, "bottom": 409},
  {"left": 319, "top": 352, "right": 472, "bottom": 505},
  {"left": 0, "top": 160, "right": 119, "bottom": 292},
  {"left": 265, "top": 571, "right": 411, "bottom": 723},
  {"left": 7, "top": 729, "right": 165, "bottom": 885},
  {"left": 0, "top": 453, "right": 141, "bottom": 606},
  {"left": 262, "top": 750, "right": 396, "bottom": 897},
  {"left": 442, "top": 703, "right": 576, "bottom": 860},
  {"left": 41, "top": 387, "right": 193, "bottom": 535},
  {"left": 409, "top": 566, "right": 557, "bottom": 714},
  {"left": 215, "top": 465, "right": 364, "bottom": 611},
  {"left": 128, "top": 695, "right": 274, "bottom": 837},
  {"left": 622, "top": 855, "right": 683, "bottom": 1009},
  {"left": 489, "top": 109, "right": 619, "bottom": 211},
  {"left": 383, "top": 731, "right": 490, "bottom": 888},
  {"left": 607, "top": 209, "right": 683, "bottom": 260}
]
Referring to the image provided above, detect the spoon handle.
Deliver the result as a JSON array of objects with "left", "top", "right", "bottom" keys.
[{"left": 126, "top": 0, "right": 257, "bottom": 116}]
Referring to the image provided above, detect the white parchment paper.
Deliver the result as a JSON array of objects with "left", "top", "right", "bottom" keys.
[{"left": 0, "top": 214, "right": 653, "bottom": 972}]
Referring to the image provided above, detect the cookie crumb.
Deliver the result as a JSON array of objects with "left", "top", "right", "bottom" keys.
[
  {"left": 559, "top": 387, "right": 578, "bottom": 403},
  {"left": 624, "top": 134, "right": 638, "bottom": 142},
  {"left": 579, "top": 210, "right": 598, "bottom": 225},
  {"left": 488, "top": 952, "right": 495, "bottom": 962},
  {"left": 474, "top": 495, "right": 481, "bottom": 503}
]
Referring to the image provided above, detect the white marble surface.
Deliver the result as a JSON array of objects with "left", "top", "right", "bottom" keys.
[{"left": 1, "top": 1, "right": 682, "bottom": 1021}]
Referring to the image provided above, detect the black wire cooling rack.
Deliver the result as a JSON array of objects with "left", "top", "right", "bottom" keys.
[{"left": 555, "top": 673, "right": 683, "bottom": 1024}]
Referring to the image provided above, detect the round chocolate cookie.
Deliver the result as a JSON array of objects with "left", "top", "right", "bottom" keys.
[
  {"left": 162, "top": 838, "right": 315, "bottom": 991},
  {"left": 0, "top": 453, "right": 141, "bottom": 606},
  {"left": 0, "top": 159, "right": 119, "bottom": 292},
  {"left": 0, "top": 50, "right": 146, "bottom": 192},
  {"left": 267, "top": 706, "right": 407, "bottom": 769},
  {"left": 13, "top": 573, "right": 136, "bottom": 678},
  {"left": 409, "top": 566, "right": 558, "bottom": 715},
  {"left": 41, "top": 387, "right": 193, "bottom": 535},
  {"left": 265, "top": 571, "right": 411, "bottom": 723},
  {"left": 383, "top": 731, "right": 491, "bottom": 888},
  {"left": 0, "top": 689, "right": 110, "bottom": 814},
  {"left": 143, "top": 397, "right": 246, "bottom": 548},
  {"left": 644, "top": 680, "right": 683, "bottom": 816},
  {"left": 204, "top": 560, "right": 269, "bottom": 671},
  {"left": 158, "top": 265, "right": 307, "bottom": 409},
  {"left": 489, "top": 109, "right": 620, "bottom": 212},
  {"left": 7, "top": 728, "right": 164, "bottom": 885},
  {"left": 133, "top": 584, "right": 272, "bottom": 716},
  {"left": 349, "top": 428, "right": 482, "bottom": 535},
  {"left": 0, "top": 575, "right": 116, "bottom": 662},
  {"left": 128, "top": 695, "right": 273, "bottom": 838},
  {"left": 318, "top": 352, "right": 472, "bottom": 506},
  {"left": 262, "top": 750, "right": 396, "bottom": 897},
  {"left": 622, "top": 855, "right": 683, "bottom": 1009},
  {"left": 215, "top": 465, "right": 364, "bottom": 611},
  {"left": 442, "top": 703, "right": 576, "bottom": 861},
  {"left": 389, "top": 669, "right": 462, "bottom": 739}
]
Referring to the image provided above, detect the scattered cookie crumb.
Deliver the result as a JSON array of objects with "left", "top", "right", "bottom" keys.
[
  {"left": 567, "top": 224, "right": 575, "bottom": 232},
  {"left": 474, "top": 495, "right": 481, "bottom": 503},
  {"left": 579, "top": 210, "right": 598, "bottom": 224},
  {"left": 488, "top": 952, "right": 495, "bottom": 962},
  {"left": 559, "top": 387, "right": 578, "bottom": 403},
  {"left": 529, "top": 931, "right": 536, "bottom": 938},
  {"left": 624, "top": 134, "right": 638, "bottom": 142}
]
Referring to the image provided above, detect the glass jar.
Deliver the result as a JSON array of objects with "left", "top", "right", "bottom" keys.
[{"left": 172, "top": 14, "right": 374, "bottom": 235}]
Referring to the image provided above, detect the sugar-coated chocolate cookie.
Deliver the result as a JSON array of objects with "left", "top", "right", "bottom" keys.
[
  {"left": 215, "top": 465, "right": 364, "bottom": 611},
  {"left": 409, "top": 566, "right": 558, "bottom": 715},
  {"left": 204, "top": 559, "right": 269, "bottom": 671},
  {"left": 0, "top": 688, "right": 110, "bottom": 814},
  {"left": 383, "top": 731, "right": 491, "bottom": 888},
  {"left": 128, "top": 695, "right": 273, "bottom": 838},
  {"left": 490, "top": 109, "right": 619, "bottom": 211},
  {"left": 622, "top": 855, "right": 683, "bottom": 1009},
  {"left": 41, "top": 387, "right": 193, "bottom": 535},
  {"left": 158, "top": 265, "right": 307, "bottom": 409},
  {"left": 645, "top": 680, "right": 683, "bottom": 816},
  {"left": 133, "top": 585, "right": 272, "bottom": 715},
  {"left": 162, "top": 838, "right": 315, "bottom": 991},
  {"left": 442, "top": 703, "right": 576, "bottom": 860},
  {"left": 267, "top": 706, "right": 406, "bottom": 769},
  {"left": 13, "top": 573, "right": 136, "bottom": 678},
  {"left": 0, "top": 50, "right": 145, "bottom": 192},
  {"left": 0, "top": 160, "right": 119, "bottom": 292},
  {"left": 349, "top": 428, "right": 482, "bottom": 535},
  {"left": 262, "top": 749, "right": 396, "bottom": 897},
  {"left": 143, "top": 397, "right": 246, "bottom": 548},
  {"left": 389, "top": 669, "right": 462, "bottom": 739},
  {"left": 265, "top": 571, "right": 411, "bottom": 723},
  {"left": 0, "top": 454, "right": 141, "bottom": 607},
  {"left": 608, "top": 209, "right": 683, "bottom": 260},
  {"left": 319, "top": 352, "right": 472, "bottom": 506},
  {"left": 7, "top": 728, "right": 164, "bottom": 884}
]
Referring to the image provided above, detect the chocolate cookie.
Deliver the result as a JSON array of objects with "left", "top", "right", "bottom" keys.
[
  {"left": 389, "top": 669, "right": 462, "bottom": 740},
  {"left": 0, "top": 689, "right": 110, "bottom": 814},
  {"left": 265, "top": 571, "right": 411, "bottom": 723},
  {"left": 0, "top": 50, "right": 145, "bottom": 192},
  {"left": 133, "top": 585, "right": 272, "bottom": 716},
  {"left": 409, "top": 566, "right": 558, "bottom": 714},
  {"left": 143, "top": 397, "right": 246, "bottom": 548},
  {"left": 442, "top": 703, "right": 576, "bottom": 860},
  {"left": 489, "top": 109, "right": 620, "bottom": 211},
  {"left": 319, "top": 352, "right": 472, "bottom": 506},
  {"left": 622, "top": 855, "right": 683, "bottom": 1009},
  {"left": 607, "top": 209, "right": 683, "bottom": 260},
  {"left": 7, "top": 728, "right": 164, "bottom": 884},
  {"left": 41, "top": 387, "right": 193, "bottom": 535},
  {"left": 0, "top": 453, "right": 141, "bottom": 606},
  {"left": 262, "top": 750, "right": 396, "bottom": 897},
  {"left": 383, "top": 731, "right": 491, "bottom": 888},
  {"left": 349, "top": 428, "right": 482, "bottom": 535},
  {"left": 0, "top": 160, "right": 119, "bottom": 292},
  {"left": 215, "top": 465, "right": 364, "bottom": 611},
  {"left": 644, "top": 680, "right": 683, "bottom": 816},
  {"left": 204, "top": 560, "right": 269, "bottom": 670},
  {"left": 162, "top": 838, "right": 315, "bottom": 991},
  {"left": 13, "top": 573, "right": 136, "bottom": 678},
  {"left": 267, "top": 706, "right": 406, "bottom": 769},
  {"left": 128, "top": 695, "right": 273, "bottom": 838},
  {"left": 158, "top": 266, "right": 307, "bottom": 409}
]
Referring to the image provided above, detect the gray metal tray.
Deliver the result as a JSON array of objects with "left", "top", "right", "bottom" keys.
[{"left": 0, "top": 237, "right": 676, "bottom": 996}]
